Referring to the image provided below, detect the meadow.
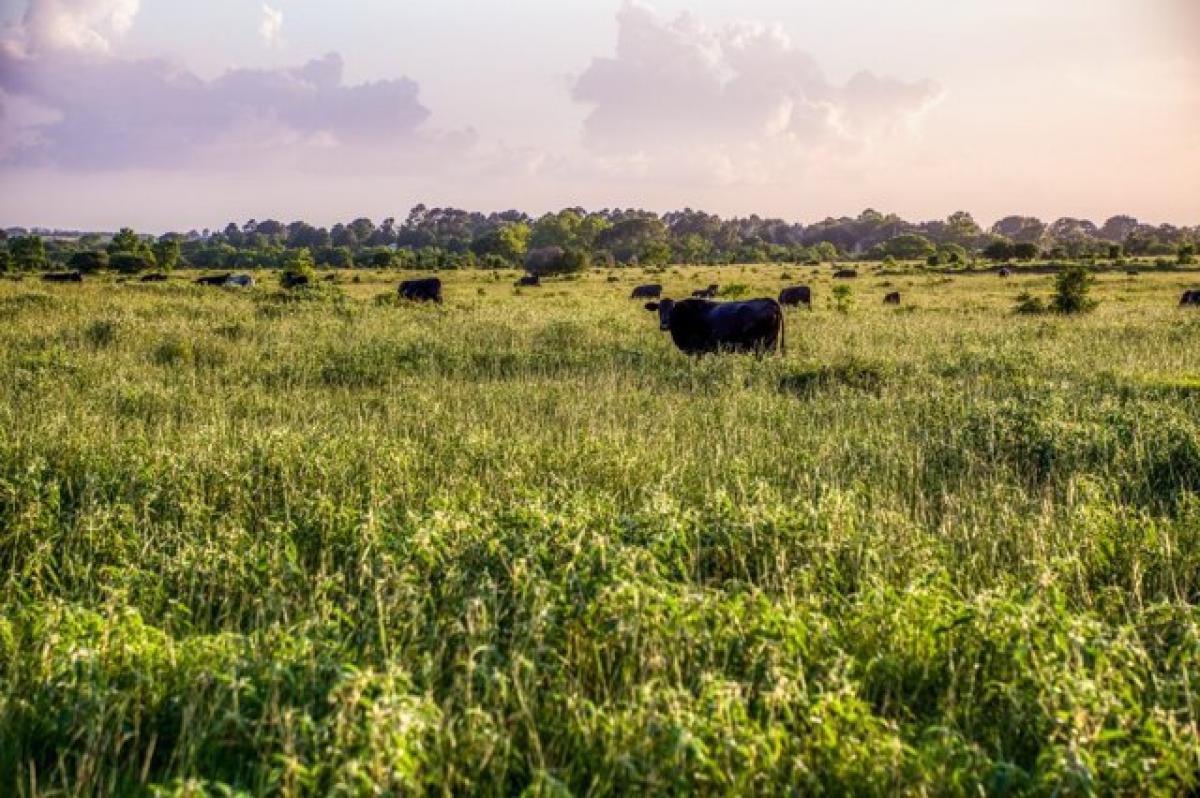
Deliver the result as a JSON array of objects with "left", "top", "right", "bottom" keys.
[{"left": 1, "top": 264, "right": 1199, "bottom": 796}]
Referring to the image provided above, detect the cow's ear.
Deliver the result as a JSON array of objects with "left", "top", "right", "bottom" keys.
[{"left": 644, "top": 302, "right": 659, "bottom": 311}]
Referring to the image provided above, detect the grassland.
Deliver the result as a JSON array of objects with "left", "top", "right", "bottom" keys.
[{"left": 1, "top": 264, "right": 1199, "bottom": 796}]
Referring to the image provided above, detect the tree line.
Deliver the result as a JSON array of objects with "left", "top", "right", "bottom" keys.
[{"left": 3, "top": 206, "right": 1197, "bottom": 275}]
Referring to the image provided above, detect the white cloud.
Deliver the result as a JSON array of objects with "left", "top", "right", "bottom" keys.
[
  {"left": 260, "top": 3, "right": 283, "bottom": 46},
  {"left": 570, "top": 2, "right": 941, "bottom": 184},
  {"left": 5, "top": 0, "right": 139, "bottom": 55}
]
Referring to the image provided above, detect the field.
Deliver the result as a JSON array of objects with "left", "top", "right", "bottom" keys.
[{"left": 1, "top": 264, "right": 1199, "bottom": 795}]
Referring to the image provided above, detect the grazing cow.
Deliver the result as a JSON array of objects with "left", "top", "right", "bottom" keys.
[
  {"left": 778, "top": 285, "right": 812, "bottom": 308},
  {"left": 281, "top": 273, "right": 310, "bottom": 289},
  {"left": 140, "top": 273, "right": 168, "bottom": 282},
  {"left": 630, "top": 283, "right": 662, "bottom": 299},
  {"left": 42, "top": 271, "right": 83, "bottom": 283},
  {"left": 691, "top": 283, "right": 719, "bottom": 298},
  {"left": 884, "top": 291, "right": 901, "bottom": 305},
  {"left": 195, "top": 273, "right": 232, "bottom": 286},
  {"left": 998, "top": 267, "right": 1012, "bottom": 277},
  {"left": 833, "top": 269, "right": 858, "bottom": 279},
  {"left": 644, "top": 297, "right": 784, "bottom": 356},
  {"left": 516, "top": 273, "right": 540, "bottom": 287},
  {"left": 224, "top": 274, "right": 255, "bottom": 288},
  {"left": 1180, "top": 290, "right": 1200, "bottom": 306},
  {"left": 399, "top": 277, "right": 442, "bottom": 303}
]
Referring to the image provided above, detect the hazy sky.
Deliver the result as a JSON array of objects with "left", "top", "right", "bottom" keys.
[{"left": 0, "top": 0, "right": 1197, "bottom": 231}]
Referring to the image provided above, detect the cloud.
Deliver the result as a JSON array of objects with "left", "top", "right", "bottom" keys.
[
  {"left": 260, "top": 3, "right": 283, "bottom": 46},
  {"left": 571, "top": 2, "right": 941, "bottom": 183},
  {"left": 4, "top": 0, "right": 138, "bottom": 55},
  {"left": 0, "top": 3, "right": 468, "bottom": 172}
]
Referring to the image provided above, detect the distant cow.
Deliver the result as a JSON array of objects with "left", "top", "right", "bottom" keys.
[
  {"left": 778, "top": 285, "right": 812, "bottom": 308},
  {"left": 140, "top": 273, "right": 168, "bottom": 282},
  {"left": 195, "top": 273, "right": 232, "bottom": 286},
  {"left": 998, "top": 267, "right": 1012, "bottom": 277},
  {"left": 691, "top": 283, "right": 718, "bottom": 298},
  {"left": 399, "top": 277, "right": 442, "bottom": 303},
  {"left": 224, "top": 274, "right": 255, "bottom": 288},
  {"left": 281, "top": 273, "right": 310, "bottom": 289},
  {"left": 630, "top": 283, "right": 662, "bottom": 299},
  {"left": 1180, "top": 290, "right": 1200, "bottom": 306},
  {"left": 516, "top": 273, "right": 540, "bottom": 287},
  {"left": 884, "top": 291, "right": 901, "bottom": 305},
  {"left": 833, "top": 269, "right": 858, "bottom": 279},
  {"left": 644, "top": 297, "right": 784, "bottom": 356},
  {"left": 42, "top": 271, "right": 82, "bottom": 283}
]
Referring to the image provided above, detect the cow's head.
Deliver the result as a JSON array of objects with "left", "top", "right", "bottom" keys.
[{"left": 644, "top": 298, "right": 676, "bottom": 330}]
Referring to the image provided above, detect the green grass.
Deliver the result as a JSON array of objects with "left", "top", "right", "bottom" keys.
[{"left": 1, "top": 266, "right": 1199, "bottom": 795}]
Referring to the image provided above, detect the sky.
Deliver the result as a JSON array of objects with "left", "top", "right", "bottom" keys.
[{"left": 0, "top": 0, "right": 1197, "bottom": 232}]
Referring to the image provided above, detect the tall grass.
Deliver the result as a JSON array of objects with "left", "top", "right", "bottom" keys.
[{"left": 1, "top": 267, "right": 1198, "bottom": 795}]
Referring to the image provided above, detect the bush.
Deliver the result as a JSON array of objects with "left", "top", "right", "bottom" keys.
[
  {"left": 1179, "top": 244, "right": 1196, "bottom": 266},
  {"left": 280, "top": 249, "right": 316, "bottom": 289},
  {"left": 1051, "top": 263, "right": 1097, "bottom": 314},
  {"left": 832, "top": 284, "right": 853, "bottom": 313},
  {"left": 524, "top": 246, "right": 589, "bottom": 277},
  {"left": 109, "top": 252, "right": 154, "bottom": 274},
  {"left": 1014, "top": 292, "right": 1047, "bottom": 315},
  {"left": 718, "top": 283, "right": 749, "bottom": 298},
  {"left": 68, "top": 250, "right": 109, "bottom": 274}
]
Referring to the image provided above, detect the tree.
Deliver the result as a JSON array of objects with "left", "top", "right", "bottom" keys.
[
  {"left": 280, "top": 248, "right": 315, "bottom": 288},
  {"left": 0, "top": 249, "right": 11, "bottom": 273},
  {"left": 524, "top": 246, "right": 589, "bottom": 277},
  {"left": 68, "top": 250, "right": 108, "bottom": 273},
  {"left": 882, "top": 233, "right": 936, "bottom": 261},
  {"left": 1052, "top": 264, "right": 1097, "bottom": 313},
  {"left": 9, "top": 235, "right": 48, "bottom": 270},
  {"left": 1179, "top": 243, "right": 1196, "bottom": 266},
  {"left": 471, "top": 222, "right": 530, "bottom": 263},
  {"left": 152, "top": 239, "right": 181, "bottom": 271},
  {"left": 812, "top": 241, "right": 839, "bottom": 262},
  {"left": 110, "top": 252, "right": 154, "bottom": 274},
  {"left": 1012, "top": 242, "right": 1039, "bottom": 261},
  {"left": 982, "top": 240, "right": 1014, "bottom": 262}
]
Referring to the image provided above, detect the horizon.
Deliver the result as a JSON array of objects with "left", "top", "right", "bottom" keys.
[{"left": 1, "top": 0, "right": 1198, "bottom": 229}]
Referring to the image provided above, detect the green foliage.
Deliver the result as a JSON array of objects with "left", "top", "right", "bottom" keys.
[
  {"left": 109, "top": 252, "right": 155, "bottom": 274},
  {"left": 1012, "top": 242, "right": 1039, "bottom": 261},
  {"left": 1179, "top": 243, "right": 1196, "bottom": 266},
  {"left": 280, "top": 248, "right": 316, "bottom": 289},
  {"left": 152, "top": 238, "right": 181, "bottom": 271},
  {"left": 8, "top": 235, "right": 48, "bottom": 271},
  {"left": 1052, "top": 263, "right": 1098, "bottom": 314},
  {"left": 1, "top": 267, "right": 1199, "bottom": 795},
  {"left": 67, "top": 250, "right": 108, "bottom": 273},
  {"left": 0, "top": 249, "right": 10, "bottom": 273},
  {"left": 882, "top": 233, "right": 936, "bottom": 261},
  {"left": 1014, "top": 291, "right": 1047, "bottom": 314},
  {"left": 717, "top": 282, "right": 749, "bottom": 298},
  {"left": 832, "top": 283, "right": 853, "bottom": 313},
  {"left": 982, "top": 239, "right": 1014, "bottom": 261}
]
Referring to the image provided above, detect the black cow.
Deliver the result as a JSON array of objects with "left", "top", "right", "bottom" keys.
[
  {"left": 516, "top": 273, "right": 540, "bottom": 287},
  {"left": 631, "top": 283, "right": 662, "bottom": 299},
  {"left": 884, "top": 291, "right": 901, "bottom": 305},
  {"left": 42, "top": 271, "right": 83, "bottom": 283},
  {"left": 195, "top": 273, "right": 232, "bottom": 286},
  {"left": 1180, "top": 290, "right": 1200, "bottom": 306},
  {"left": 833, "top": 269, "right": 858, "bottom": 279},
  {"left": 998, "top": 267, "right": 1012, "bottom": 277},
  {"left": 644, "top": 297, "right": 784, "bottom": 356},
  {"left": 691, "top": 283, "right": 718, "bottom": 298},
  {"left": 281, "top": 273, "right": 310, "bottom": 289},
  {"left": 140, "top": 273, "right": 169, "bottom": 282},
  {"left": 399, "top": 277, "right": 442, "bottom": 303},
  {"left": 778, "top": 285, "right": 811, "bottom": 308}
]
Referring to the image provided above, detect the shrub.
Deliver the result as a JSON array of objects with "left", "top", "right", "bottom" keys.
[
  {"left": 832, "top": 284, "right": 853, "bottom": 313},
  {"left": 68, "top": 250, "right": 109, "bottom": 274},
  {"left": 718, "top": 283, "right": 749, "bottom": 298},
  {"left": 109, "top": 252, "right": 154, "bottom": 274},
  {"left": 280, "top": 249, "right": 316, "bottom": 289},
  {"left": 1051, "top": 263, "right": 1097, "bottom": 314},
  {"left": 1179, "top": 244, "right": 1196, "bottom": 266},
  {"left": 1014, "top": 292, "right": 1047, "bottom": 314}
]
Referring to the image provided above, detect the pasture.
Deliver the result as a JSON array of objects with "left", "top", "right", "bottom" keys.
[{"left": 1, "top": 265, "right": 1199, "bottom": 795}]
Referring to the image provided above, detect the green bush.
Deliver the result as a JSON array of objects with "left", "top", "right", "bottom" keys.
[{"left": 1052, "top": 263, "right": 1097, "bottom": 313}]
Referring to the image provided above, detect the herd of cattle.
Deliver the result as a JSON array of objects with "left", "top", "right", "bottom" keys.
[{"left": 28, "top": 268, "right": 1200, "bottom": 356}]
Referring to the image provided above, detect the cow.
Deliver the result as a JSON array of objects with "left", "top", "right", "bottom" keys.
[
  {"left": 998, "top": 267, "right": 1012, "bottom": 277},
  {"left": 833, "top": 269, "right": 858, "bottom": 279},
  {"left": 631, "top": 283, "right": 662, "bottom": 299},
  {"left": 644, "top": 297, "right": 784, "bottom": 356},
  {"left": 884, "top": 291, "right": 901, "bottom": 305},
  {"left": 140, "top": 273, "right": 169, "bottom": 282},
  {"left": 516, "top": 273, "right": 540, "bottom": 287},
  {"left": 224, "top": 274, "right": 255, "bottom": 288},
  {"left": 399, "top": 277, "right": 442, "bottom": 303},
  {"left": 195, "top": 273, "right": 232, "bottom": 286},
  {"left": 281, "top": 273, "right": 310, "bottom": 289},
  {"left": 42, "top": 271, "right": 82, "bottom": 283},
  {"left": 778, "top": 285, "right": 812, "bottom": 308},
  {"left": 691, "top": 283, "right": 719, "bottom": 298},
  {"left": 1180, "top": 290, "right": 1200, "bottom": 306}
]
